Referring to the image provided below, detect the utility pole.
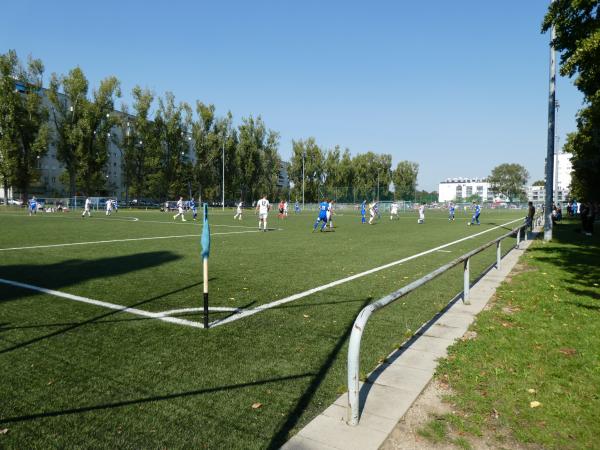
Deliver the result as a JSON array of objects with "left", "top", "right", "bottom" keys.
[
  {"left": 302, "top": 151, "right": 306, "bottom": 209},
  {"left": 544, "top": 4, "right": 556, "bottom": 242},
  {"left": 222, "top": 135, "right": 225, "bottom": 211}
]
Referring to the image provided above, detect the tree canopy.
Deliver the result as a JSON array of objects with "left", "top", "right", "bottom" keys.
[{"left": 488, "top": 163, "right": 529, "bottom": 202}]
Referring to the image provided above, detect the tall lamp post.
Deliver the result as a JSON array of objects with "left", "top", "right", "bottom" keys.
[
  {"left": 222, "top": 133, "right": 225, "bottom": 211},
  {"left": 302, "top": 151, "right": 306, "bottom": 209},
  {"left": 544, "top": 3, "right": 556, "bottom": 242}
]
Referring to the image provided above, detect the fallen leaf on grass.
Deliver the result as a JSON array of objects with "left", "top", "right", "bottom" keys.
[
  {"left": 461, "top": 331, "right": 478, "bottom": 341},
  {"left": 501, "top": 322, "right": 513, "bottom": 328},
  {"left": 559, "top": 348, "right": 577, "bottom": 357},
  {"left": 47, "top": 380, "right": 54, "bottom": 386},
  {"left": 530, "top": 401, "right": 542, "bottom": 408},
  {"left": 0, "top": 428, "right": 8, "bottom": 435},
  {"left": 228, "top": 297, "right": 235, "bottom": 300},
  {"left": 527, "top": 388, "right": 537, "bottom": 394},
  {"left": 251, "top": 402, "right": 262, "bottom": 409},
  {"left": 491, "top": 408, "right": 499, "bottom": 419},
  {"left": 303, "top": 314, "right": 310, "bottom": 318}
]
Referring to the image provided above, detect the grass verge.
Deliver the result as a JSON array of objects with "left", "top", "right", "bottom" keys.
[{"left": 421, "top": 220, "right": 600, "bottom": 449}]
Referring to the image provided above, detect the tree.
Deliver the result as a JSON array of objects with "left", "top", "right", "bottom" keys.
[
  {"left": 543, "top": 2, "right": 600, "bottom": 201},
  {"left": 288, "top": 138, "right": 324, "bottom": 203},
  {"left": 152, "top": 92, "right": 191, "bottom": 200},
  {"left": 48, "top": 67, "right": 88, "bottom": 198},
  {"left": 118, "top": 86, "right": 155, "bottom": 202},
  {"left": 0, "top": 50, "right": 49, "bottom": 203},
  {"left": 488, "top": 163, "right": 529, "bottom": 202},
  {"left": 77, "top": 76, "right": 121, "bottom": 196},
  {"left": 0, "top": 51, "right": 19, "bottom": 206},
  {"left": 532, "top": 179, "right": 545, "bottom": 187},
  {"left": 392, "top": 161, "right": 419, "bottom": 201}
]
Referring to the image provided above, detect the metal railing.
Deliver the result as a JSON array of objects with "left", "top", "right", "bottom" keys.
[{"left": 347, "top": 221, "right": 530, "bottom": 426}]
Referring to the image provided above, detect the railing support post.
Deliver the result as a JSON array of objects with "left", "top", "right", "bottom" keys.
[
  {"left": 463, "top": 257, "right": 470, "bottom": 304},
  {"left": 496, "top": 241, "right": 501, "bottom": 269},
  {"left": 347, "top": 307, "right": 373, "bottom": 426},
  {"left": 516, "top": 227, "right": 521, "bottom": 248}
]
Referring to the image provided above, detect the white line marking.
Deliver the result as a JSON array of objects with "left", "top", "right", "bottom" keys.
[
  {"left": 0, "top": 230, "right": 261, "bottom": 251},
  {"left": 436, "top": 250, "right": 452, "bottom": 253},
  {"left": 0, "top": 278, "right": 204, "bottom": 329},
  {"left": 158, "top": 307, "right": 241, "bottom": 315},
  {"left": 210, "top": 217, "right": 523, "bottom": 327}
]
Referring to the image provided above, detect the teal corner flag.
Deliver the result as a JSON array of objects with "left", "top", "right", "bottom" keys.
[{"left": 201, "top": 203, "right": 210, "bottom": 259}]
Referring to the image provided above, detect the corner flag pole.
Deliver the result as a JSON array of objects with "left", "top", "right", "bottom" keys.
[{"left": 201, "top": 203, "right": 211, "bottom": 328}]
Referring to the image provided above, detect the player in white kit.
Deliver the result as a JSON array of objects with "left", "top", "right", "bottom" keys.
[
  {"left": 82, "top": 197, "right": 92, "bottom": 217},
  {"left": 255, "top": 196, "right": 270, "bottom": 231},
  {"left": 368, "top": 201, "right": 377, "bottom": 224},
  {"left": 390, "top": 202, "right": 399, "bottom": 220},
  {"left": 418, "top": 204, "right": 425, "bottom": 224},
  {"left": 105, "top": 199, "right": 113, "bottom": 216},
  {"left": 173, "top": 196, "right": 186, "bottom": 222},
  {"left": 234, "top": 201, "right": 243, "bottom": 220}
]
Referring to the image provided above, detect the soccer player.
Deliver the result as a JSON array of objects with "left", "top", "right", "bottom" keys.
[
  {"left": 313, "top": 199, "right": 329, "bottom": 232},
  {"left": 448, "top": 203, "right": 455, "bottom": 221},
  {"left": 173, "top": 196, "right": 186, "bottom": 222},
  {"left": 113, "top": 199, "right": 118, "bottom": 213},
  {"left": 294, "top": 200, "right": 300, "bottom": 214},
  {"left": 468, "top": 201, "right": 481, "bottom": 226},
  {"left": 361, "top": 200, "right": 367, "bottom": 224},
  {"left": 390, "top": 201, "right": 399, "bottom": 220},
  {"left": 418, "top": 203, "right": 425, "bottom": 224},
  {"left": 28, "top": 197, "right": 37, "bottom": 216},
  {"left": 327, "top": 200, "right": 335, "bottom": 230},
  {"left": 256, "top": 195, "right": 270, "bottom": 231},
  {"left": 234, "top": 201, "right": 243, "bottom": 220},
  {"left": 190, "top": 197, "right": 197, "bottom": 221},
  {"left": 82, "top": 197, "right": 92, "bottom": 217},
  {"left": 277, "top": 200, "right": 285, "bottom": 219},
  {"left": 283, "top": 200, "right": 289, "bottom": 218},
  {"left": 368, "top": 201, "right": 377, "bottom": 224},
  {"left": 105, "top": 199, "right": 113, "bottom": 216}
]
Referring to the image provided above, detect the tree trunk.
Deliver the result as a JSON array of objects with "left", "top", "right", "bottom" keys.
[{"left": 3, "top": 179, "right": 9, "bottom": 208}]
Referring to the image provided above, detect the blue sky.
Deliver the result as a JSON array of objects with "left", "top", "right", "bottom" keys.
[{"left": 1, "top": 0, "right": 582, "bottom": 191}]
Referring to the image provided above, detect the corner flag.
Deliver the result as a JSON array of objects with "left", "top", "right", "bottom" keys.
[
  {"left": 201, "top": 203, "right": 210, "bottom": 328},
  {"left": 201, "top": 203, "right": 210, "bottom": 258}
]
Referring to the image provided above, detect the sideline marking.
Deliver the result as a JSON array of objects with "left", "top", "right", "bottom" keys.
[
  {"left": 0, "top": 230, "right": 261, "bottom": 252},
  {"left": 0, "top": 278, "right": 204, "bottom": 329},
  {"left": 210, "top": 217, "right": 524, "bottom": 327}
]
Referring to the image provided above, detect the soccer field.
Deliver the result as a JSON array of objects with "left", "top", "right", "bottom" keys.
[{"left": 0, "top": 207, "right": 525, "bottom": 448}]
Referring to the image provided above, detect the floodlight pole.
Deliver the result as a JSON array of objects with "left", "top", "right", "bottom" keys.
[
  {"left": 222, "top": 136, "right": 225, "bottom": 211},
  {"left": 544, "top": 10, "right": 556, "bottom": 242},
  {"left": 302, "top": 151, "right": 306, "bottom": 209}
]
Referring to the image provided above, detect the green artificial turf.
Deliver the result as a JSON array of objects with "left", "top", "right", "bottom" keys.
[
  {"left": 427, "top": 219, "right": 600, "bottom": 449},
  {"left": 0, "top": 206, "right": 525, "bottom": 448}
]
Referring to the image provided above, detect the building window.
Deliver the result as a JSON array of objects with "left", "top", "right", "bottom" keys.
[
  {"left": 466, "top": 186, "right": 473, "bottom": 197},
  {"left": 456, "top": 185, "right": 463, "bottom": 198},
  {"left": 51, "top": 177, "right": 56, "bottom": 183}
]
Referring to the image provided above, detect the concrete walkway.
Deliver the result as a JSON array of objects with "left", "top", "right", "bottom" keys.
[{"left": 282, "top": 235, "right": 535, "bottom": 450}]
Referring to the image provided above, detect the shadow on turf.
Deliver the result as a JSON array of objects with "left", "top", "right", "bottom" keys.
[
  {"left": 266, "top": 297, "right": 373, "bottom": 449},
  {"left": 0, "top": 373, "right": 316, "bottom": 425},
  {"left": 0, "top": 251, "right": 181, "bottom": 304},
  {"left": 0, "top": 278, "right": 209, "bottom": 355}
]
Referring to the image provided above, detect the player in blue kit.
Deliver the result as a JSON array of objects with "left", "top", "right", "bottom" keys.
[
  {"left": 448, "top": 203, "right": 455, "bottom": 222},
  {"left": 189, "top": 198, "right": 198, "bottom": 220},
  {"left": 313, "top": 200, "right": 330, "bottom": 232},
  {"left": 468, "top": 201, "right": 481, "bottom": 225},
  {"left": 28, "top": 197, "right": 37, "bottom": 216},
  {"left": 360, "top": 200, "right": 366, "bottom": 224}
]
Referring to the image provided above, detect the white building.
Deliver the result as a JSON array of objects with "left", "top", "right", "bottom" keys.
[
  {"left": 438, "top": 177, "right": 494, "bottom": 203},
  {"left": 527, "top": 153, "right": 572, "bottom": 203}
]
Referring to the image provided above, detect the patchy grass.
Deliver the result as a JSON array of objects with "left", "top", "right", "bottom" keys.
[{"left": 423, "top": 220, "right": 600, "bottom": 449}]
